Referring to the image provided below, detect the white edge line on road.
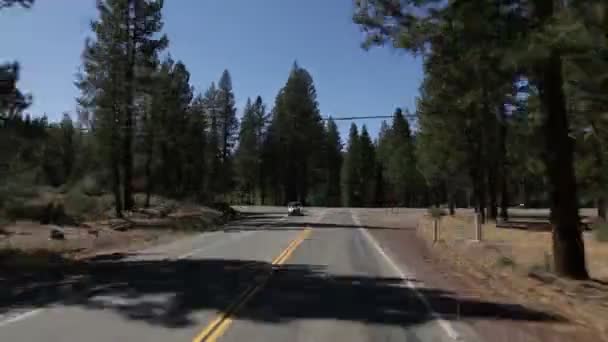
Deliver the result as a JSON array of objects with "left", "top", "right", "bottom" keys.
[
  {"left": 351, "top": 209, "right": 462, "bottom": 341},
  {"left": 0, "top": 309, "right": 44, "bottom": 328}
]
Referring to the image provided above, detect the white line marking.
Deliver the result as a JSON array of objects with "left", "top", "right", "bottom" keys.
[
  {"left": 0, "top": 309, "right": 44, "bottom": 327},
  {"left": 351, "top": 209, "right": 462, "bottom": 341}
]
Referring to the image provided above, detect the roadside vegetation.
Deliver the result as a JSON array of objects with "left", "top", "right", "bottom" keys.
[
  {"left": 2, "top": 0, "right": 608, "bottom": 284},
  {"left": 354, "top": 0, "right": 608, "bottom": 280},
  {"left": 417, "top": 213, "right": 608, "bottom": 339}
]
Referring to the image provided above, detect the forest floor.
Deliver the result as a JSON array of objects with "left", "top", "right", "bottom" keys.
[
  {"left": 417, "top": 213, "right": 608, "bottom": 341},
  {"left": 0, "top": 191, "right": 232, "bottom": 267}
]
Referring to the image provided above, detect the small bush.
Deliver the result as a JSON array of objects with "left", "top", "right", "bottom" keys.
[
  {"left": 495, "top": 256, "right": 516, "bottom": 268},
  {"left": 4, "top": 198, "right": 46, "bottom": 221},
  {"left": 74, "top": 176, "right": 105, "bottom": 197},
  {"left": 211, "top": 202, "right": 238, "bottom": 220},
  {"left": 63, "top": 189, "right": 98, "bottom": 222},
  {"left": 427, "top": 206, "right": 446, "bottom": 219},
  {"left": 0, "top": 182, "right": 39, "bottom": 200},
  {"left": 593, "top": 222, "right": 608, "bottom": 242}
]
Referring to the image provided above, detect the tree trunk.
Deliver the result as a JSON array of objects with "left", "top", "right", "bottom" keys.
[
  {"left": 111, "top": 120, "right": 123, "bottom": 218},
  {"left": 597, "top": 197, "right": 606, "bottom": 221},
  {"left": 122, "top": 1, "right": 135, "bottom": 211},
  {"left": 500, "top": 174, "right": 509, "bottom": 221},
  {"left": 112, "top": 161, "right": 123, "bottom": 218},
  {"left": 537, "top": 46, "right": 588, "bottom": 279},
  {"left": 448, "top": 193, "right": 455, "bottom": 216},
  {"left": 487, "top": 167, "right": 498, "bottom": 221},
  {"left": 499, "top": 106, "right": 509, "bottom": 221},
  {"left": 144, "top": 145, "right": 152, "bottom": 208},
  {"left": 471, "top": 166, "right": 486, "bottom": 224},
  {"left": 590, "top": 134, "right": 606, "bottom": 221},
  {"left": 477, "top": 176, "right": 486, "bottom": 224}
]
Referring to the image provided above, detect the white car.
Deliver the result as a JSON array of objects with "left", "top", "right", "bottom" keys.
[{"left": 287, "top": 202, "right": 303, "bottom": 216}]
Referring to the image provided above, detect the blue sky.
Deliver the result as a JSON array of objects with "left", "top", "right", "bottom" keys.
[{"left": 0, "top": 1, "right": 423, "bottom": 140}]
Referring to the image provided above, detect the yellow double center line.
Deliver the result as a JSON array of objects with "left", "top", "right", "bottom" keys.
[{"left": 192, "top": 228, "right": 312, "bottom": 342}]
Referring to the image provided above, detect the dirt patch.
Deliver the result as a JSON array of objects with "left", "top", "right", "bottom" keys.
[
  {"left": 355, "top": 208, "right": 603, "bottom": 342},
  {"left": 417, "top": 213, "right": 608, "bottom": 341},
  {"left": 0, "top": 198, "right": 226, "bottom": 262},
  {"left": 0, "top": 221, "right": 187, "bottom": 261}
]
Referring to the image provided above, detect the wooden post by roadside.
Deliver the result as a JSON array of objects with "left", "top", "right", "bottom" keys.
[
  {"left": 433, "top": 218, "right": 439, "bottom": 242},
  {"left": 474, "top": 213, "right": 482, "bottom": 241}
]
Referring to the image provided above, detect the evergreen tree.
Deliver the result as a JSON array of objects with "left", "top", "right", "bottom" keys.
[
  {"left": 265, "top": 63, "right": 325, "bottom": 204},
  {"left": 235, "top": 98, "right": 260, "bottom": 202},
  {"left": 341, "top": 123, "right": 361, "bottom": 207},
  {"left": 354, "top": 0, "right": 590, "bottom": 278},
  {"left": 77, "top": 0, "right": 167, "bottom": 214},
  {"left": 324, "top": 118, "right": 342, "bottom": 206},
  {"left": 215, "top": 70, "right": 239, "bottom": 195},
  {"left": 0, "top": 0, "right": 33, "bottom": 8},
  {"left": 202, "top": 82, "right": 222, "bottom": 200},
  {"left": 359, "top": 125, "right": 376, "bottom": 206},
  {"left": 183, "top": 93, "right": 207, "bottom": 200},
  {"left": 59, "top": 113, "right": 75, "bottom": 180}
]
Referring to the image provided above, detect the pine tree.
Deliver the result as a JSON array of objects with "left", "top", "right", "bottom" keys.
[
  {"left": 235, "top": 98, "right": 259, "bottom": 202},
  {"left": 0, "top": 0, "right": 33, "bottom": 8},
  {"left": 341, "top": 123, "right": 361, "bottom": 207},
  {"left": 183, "top": 93, "right": 207, "bottom": 200},
  {"left": 354, "top": 0, "right": 590, "bottom": 279},
  {"left": 202, "top": 82, "right": 222, "bottom": 200},
  {"left": 359, "top": 125, "right": 376, "bottom": 206},
  {"left": 77, "top": 0, "right": 167, "bottom": 214},
  {"left": 59, "top": 113, "right": 75, "bottom": 180},
  {"left": 214, "top": 70, "right": 239, "bottom": 196},
  {"left": 265, "top": 63, "right": 325, "bottom": 204},
  {"left": 324, "top": 118, "right": 342, "bottom": 206}
]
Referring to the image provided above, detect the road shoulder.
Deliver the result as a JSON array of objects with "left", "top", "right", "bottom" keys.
[{"left": 353, "top": 208, "right": 601, "bottom": 342}]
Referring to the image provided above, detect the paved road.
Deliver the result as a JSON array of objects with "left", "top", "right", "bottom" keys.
[{"left": 0, "top": 207, "right": 480, "bottom": 341}]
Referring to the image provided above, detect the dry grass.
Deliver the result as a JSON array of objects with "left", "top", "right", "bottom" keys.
[
  {"left": 0, "top": 220, "right": 193, "bottom": 259},
  {"left": 0, "top": 194, "right": 224, "bottom": 260},
  {"left": 419, "top": 214, "right": 608, "bottom": 279},
  {"left": 418, "top": 213, "right": 608, "bottom": 340}
]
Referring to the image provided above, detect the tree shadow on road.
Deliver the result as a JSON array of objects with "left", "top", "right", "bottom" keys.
[{"left": 1, "top": 255, "right": 564, "bottom": 330}]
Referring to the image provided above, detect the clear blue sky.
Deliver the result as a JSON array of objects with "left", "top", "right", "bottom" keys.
[{"left": 0, "top": 1, "right": 423, "bottom": 140}]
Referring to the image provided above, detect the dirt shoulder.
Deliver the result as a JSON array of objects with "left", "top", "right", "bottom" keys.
[
  {"left": 356, "top": 208, "right": 604, "bottom": 342},
  {"left": 0, "top": 198, "right": 231, "bottom": 270}
]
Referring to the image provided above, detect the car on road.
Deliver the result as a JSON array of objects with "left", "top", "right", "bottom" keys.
[{"left": 287, "top": 201, "right": 303, "bottom": 216}]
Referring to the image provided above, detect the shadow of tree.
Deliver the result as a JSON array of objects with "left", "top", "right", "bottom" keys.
[{"left": 1, "top": 255, "right": 564, "bottom": 329}]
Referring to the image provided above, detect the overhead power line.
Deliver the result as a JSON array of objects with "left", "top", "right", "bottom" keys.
[{"left": 322, "top": 114, "right": 417, "bottom": 121}]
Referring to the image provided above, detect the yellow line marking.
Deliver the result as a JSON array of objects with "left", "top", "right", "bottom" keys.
[{"left": 192, "top": 228, "right": 312, "bottom": 342}]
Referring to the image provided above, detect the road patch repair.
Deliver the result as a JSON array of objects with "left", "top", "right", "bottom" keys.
[{"left": 192, "top": 227, "right": 312, "bottom": 342}]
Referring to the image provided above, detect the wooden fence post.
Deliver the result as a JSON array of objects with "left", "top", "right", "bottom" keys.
[{"left": 474, "top": 213, "right": 482, "bottom": 241}]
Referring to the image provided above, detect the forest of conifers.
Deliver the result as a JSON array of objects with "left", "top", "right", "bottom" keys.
[{"left": 2, "top": 0, "right": 608, "bottom": 278}]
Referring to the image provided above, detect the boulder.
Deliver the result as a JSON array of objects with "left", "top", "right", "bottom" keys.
[{"left": 49, "top": 226, "right": 65, "bottom": 240}]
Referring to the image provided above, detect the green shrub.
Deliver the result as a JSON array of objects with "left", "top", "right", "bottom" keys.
[
  {"left": 63, "top": 189, "right": 98, "bottom": 221},
  {"left": 427, "top": 206, "right": 446, "bottom": 219},
  {"left": 495, "top": 256, "right": 516, "bottom": 268},
  {"left": 0, "top": 184, "right": 39, "bottom": 204},
  {"left": 211, "top": 202, "right": 238, "bottom": 219},
  {"left": 4, "top": 198, "right": 46, "bottom": 221},
  {"left": 71, "top": 175, "right": 105, "bottom": 197},
  {"left": 593, "top": 222, "right": 608, "bottom": 242}
]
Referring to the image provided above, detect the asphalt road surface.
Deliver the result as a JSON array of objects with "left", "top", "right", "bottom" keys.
[{"left": 0, "top": 207, "right": 483, "bottom": 342}]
